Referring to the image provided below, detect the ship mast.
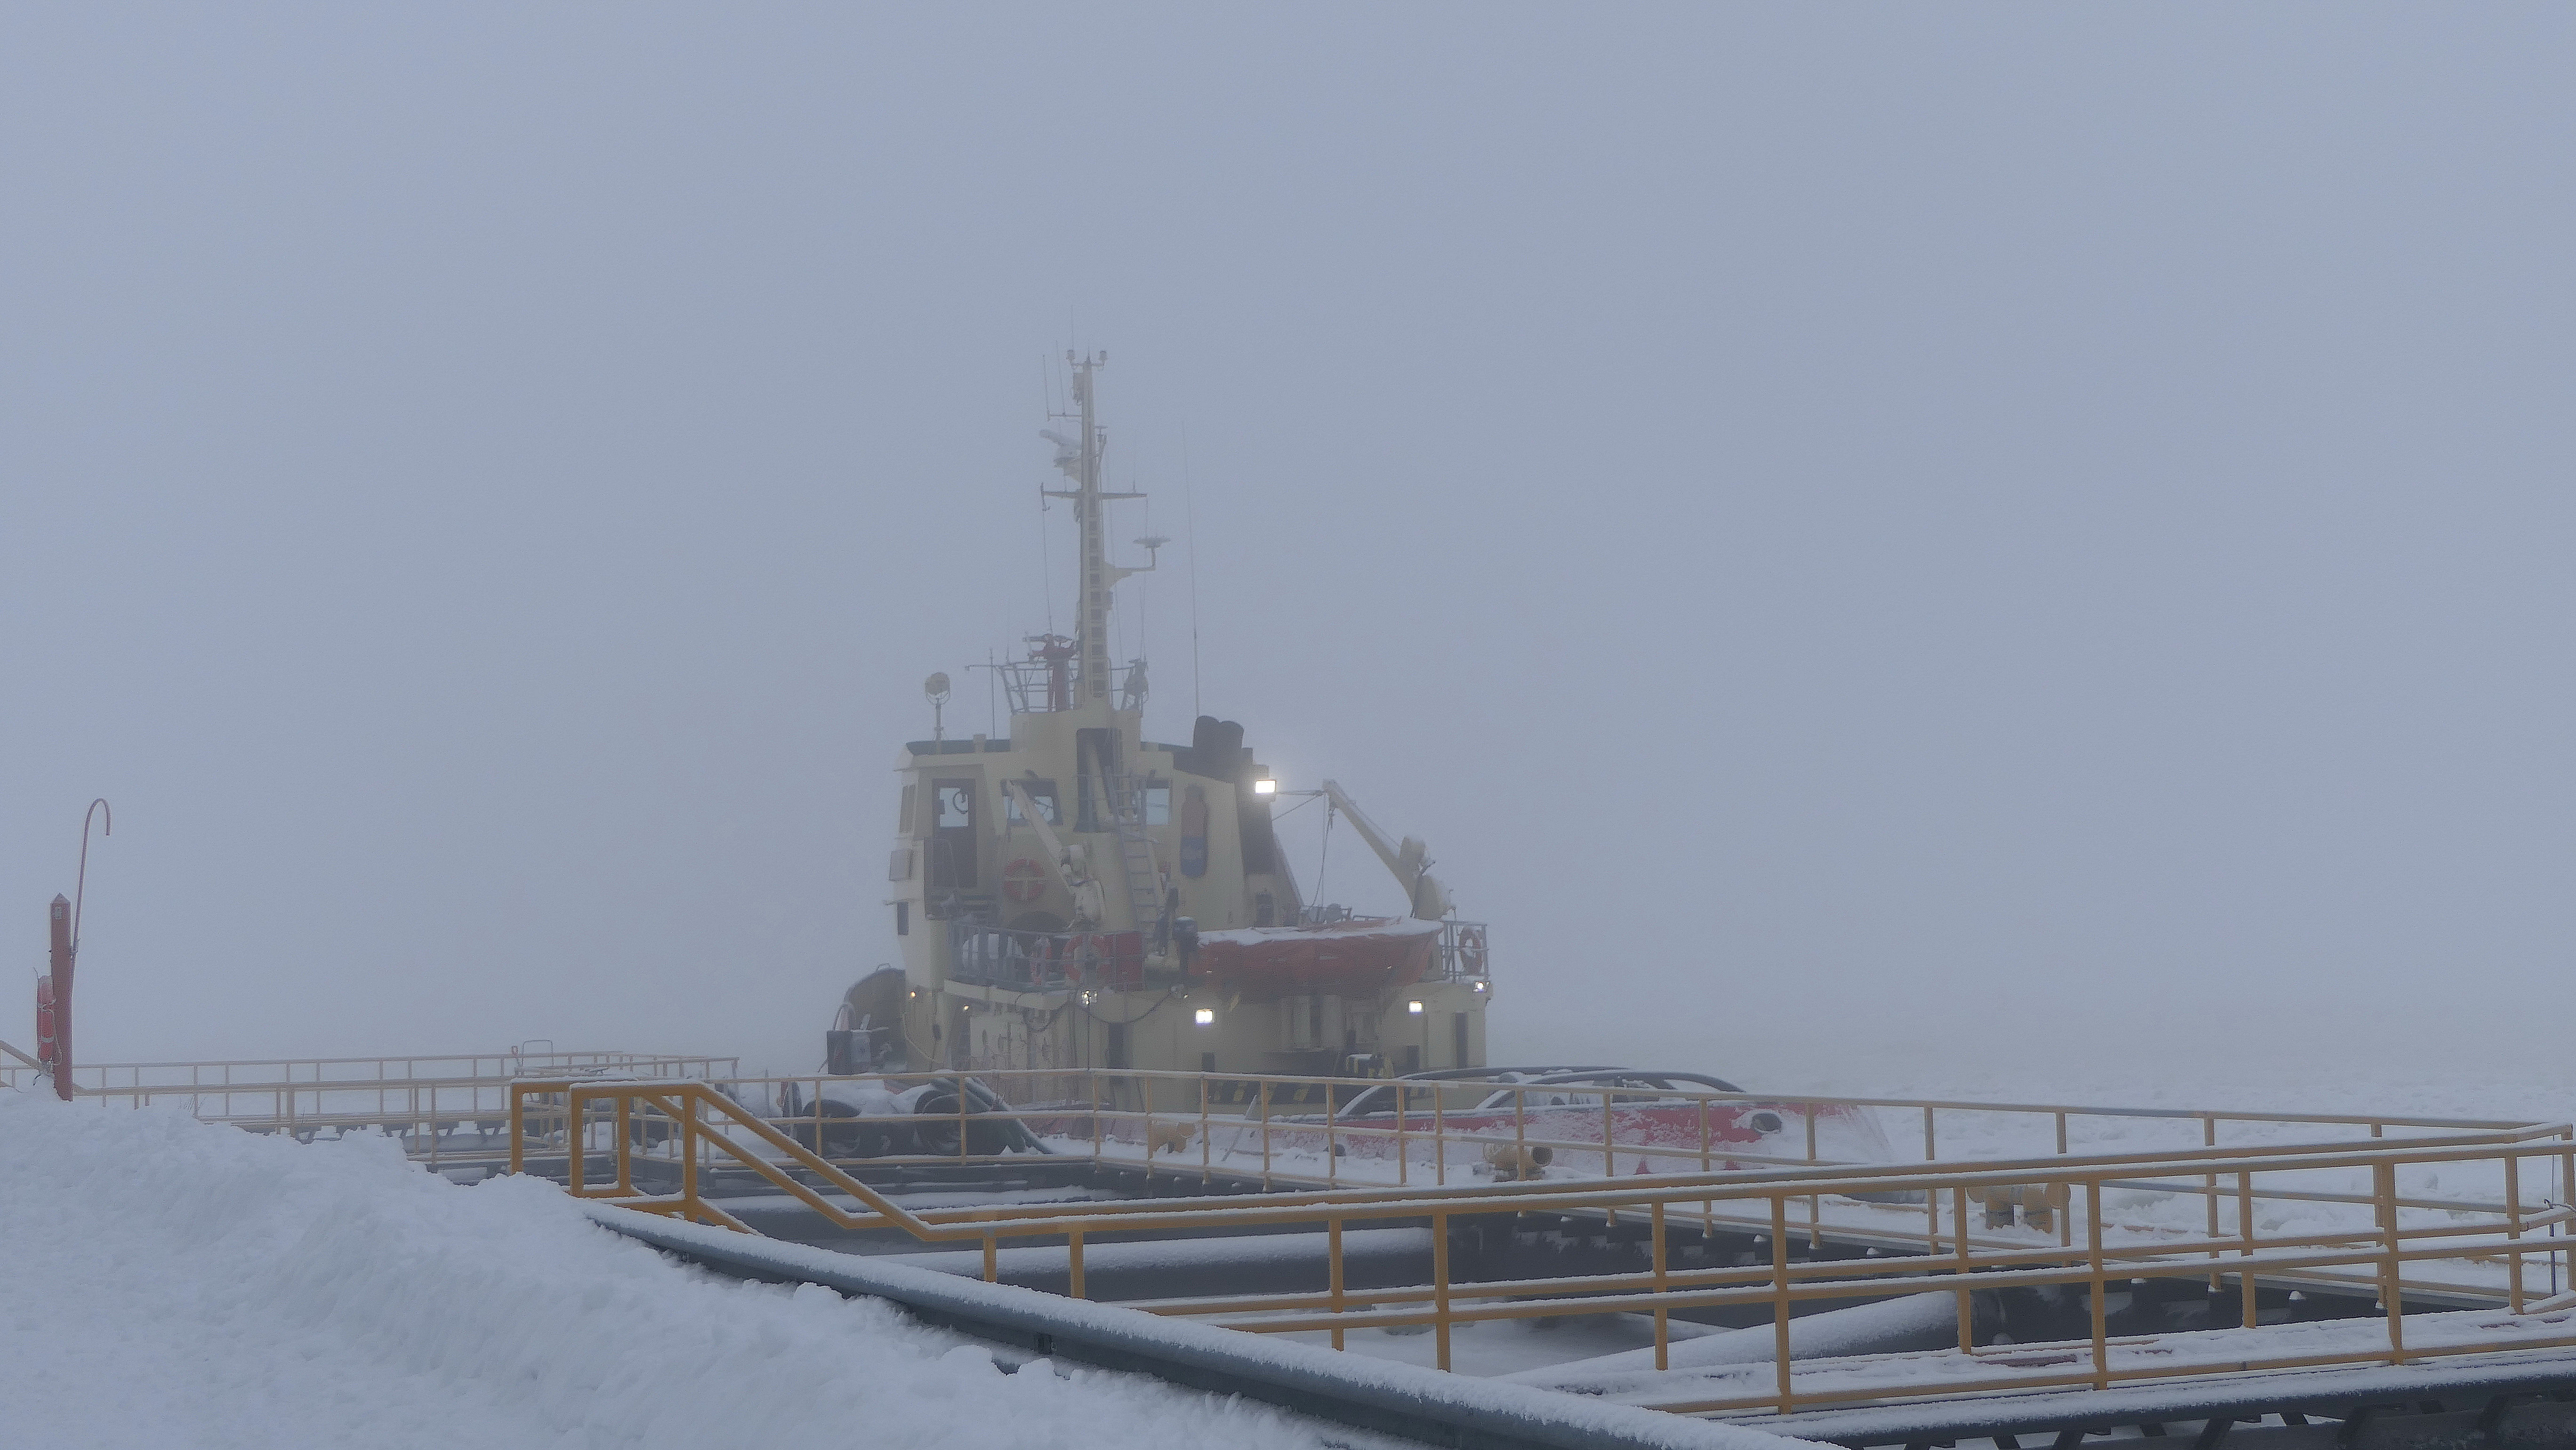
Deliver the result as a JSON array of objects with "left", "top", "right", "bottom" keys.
[{"left": 1044, "top": 352, "right": 1155, "bottom": 712}]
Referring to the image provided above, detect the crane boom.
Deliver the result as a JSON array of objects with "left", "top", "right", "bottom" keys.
[{"left": 1319, "top": 780, "right": 1453, "bottom": 920}]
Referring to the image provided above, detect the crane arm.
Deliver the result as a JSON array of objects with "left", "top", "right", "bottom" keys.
[
  {"left": 1005, "top": 781, "right": 1079, "bottom": 893},
  {"left": 1319, "top": 779, "right": 1454, "bottom": 920}
]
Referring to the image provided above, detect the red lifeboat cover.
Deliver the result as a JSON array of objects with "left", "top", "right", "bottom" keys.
[{"left": 1188, "top": 916, "right": 1442, "bottom": 1000}]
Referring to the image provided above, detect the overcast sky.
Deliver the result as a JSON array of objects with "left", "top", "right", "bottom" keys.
[{"left": 4, "top": 6, "right": 2570, "bottom": 1082}]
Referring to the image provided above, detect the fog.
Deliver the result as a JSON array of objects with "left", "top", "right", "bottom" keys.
[{"left": 5, "top": 7, "right": 2570, "bottom": 1087}]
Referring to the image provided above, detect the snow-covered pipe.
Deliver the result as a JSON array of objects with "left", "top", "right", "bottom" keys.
[
  {"left": 587, "top": 1204, "right": 1823, "bottom": 1450},
  {"left": 1501, "top": 1292, "right": 1973, "bottom": 1392}
]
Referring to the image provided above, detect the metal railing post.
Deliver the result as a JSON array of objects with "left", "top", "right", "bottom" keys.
[
  {"left": 1069, "top": 1228, "right": 1086, "bottom": 1300},
  {"left": 2377, "top": 1160, "right": 2405, "bottom": 1361},
  {"left": 680, "top": 1087, "right": 699, "bottom": 1219},
  {"left": 508, "top": 1082, "right": 526, "bottom": 1175},
  {"left": 1651, "top": 1200, "right": 1670, "bottom": 1371},
  {"left": 1327, "top": 1080, "right": 1339, "bottom": 1187},
  {"left": 568, "top": 1086, "right": 587, "bottom": 1197},
  {"left": 1953, "top": 1184, "right": 1974, "bottom": 1353},
  {"left": 1433, "top": 1084, "right": 1446, "bottom": 1187},
  {"left": 1394, "top": 1082, "right": 1408, "bottom": 1187},
  {"left": 2507, "top": 1152, "right": 2527, "bottom": 1312},
  {"left": 2238, "top": 1168, "right": 2259, "bottom": 1328},
  {"left": 1328, "top": 1215, "right": 1346, "bottom": 1351},
  {"left": 2204, "top": 1114, "right": 2222, "bottom": 1290},
  {"left": 1432, "top": 1209, "right": 1451, "bottom": 1372},
  {"left": 1771, "top": 1193, "right": 1793, "bottom": 1414},
  {"left": 2087, "top": 1177, "right": 2108, "bottom": 1390}
]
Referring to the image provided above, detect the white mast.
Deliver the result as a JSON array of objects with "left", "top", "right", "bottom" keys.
[{"left": 1043, "top": 352, "right": 1156, "bottom": 712}]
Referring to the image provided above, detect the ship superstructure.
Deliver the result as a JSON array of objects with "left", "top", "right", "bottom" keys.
[{"left": 843, "top": 355, "right": 1491, "bottom": 1086}]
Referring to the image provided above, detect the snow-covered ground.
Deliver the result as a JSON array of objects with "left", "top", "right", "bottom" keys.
[{"left": 0, "top": 1089, "right": 1405, "bottom": 1450}]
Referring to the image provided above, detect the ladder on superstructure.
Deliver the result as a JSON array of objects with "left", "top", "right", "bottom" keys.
[{"left": 1107, "top": 777, "right": 1168, "bottom": 942}]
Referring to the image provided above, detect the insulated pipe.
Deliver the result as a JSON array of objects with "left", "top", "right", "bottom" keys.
[
  {"left": 589, "top": 1205, "right": 1809, "bottom": 1450},
  {"left": 1500, "top": 1290, "right": 1977, "bottom": 1390}
]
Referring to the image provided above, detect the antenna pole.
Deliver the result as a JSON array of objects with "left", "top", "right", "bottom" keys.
[{"left": 1073, "top": 355, "right": 1111, "bottom": 709}]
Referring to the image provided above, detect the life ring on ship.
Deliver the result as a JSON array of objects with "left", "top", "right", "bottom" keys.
[
  {"left": 1002, "top": 858, "right": 1048, "bottom": 903},
  {"left": 1456, "top": 926, "right": 1488, "bottom": 974}
]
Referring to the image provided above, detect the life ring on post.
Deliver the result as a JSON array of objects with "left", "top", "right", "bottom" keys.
[
  {"left": 1002, "top": 858, "right": 1048, "bottom": 904},
  {"left": 1455, "top": 926, "right": 1488, "bottom": 975}
]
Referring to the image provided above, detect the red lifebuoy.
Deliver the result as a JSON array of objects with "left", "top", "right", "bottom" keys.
[
  {"left": 1002, "top": 857, "right": 1048, "bottom": 904},
  {"left": 1456, "top": 926, "right": 1488, "bottom": 974}
]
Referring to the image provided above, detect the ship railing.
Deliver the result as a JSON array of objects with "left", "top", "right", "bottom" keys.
[
  {"left": 2, "top": 1049, "right": 737, "bottom": 1169},
  {"left": 996, "top": 656, "right": 1079, "bottom": 714},
  {"left": 525, "top": 1070, "right": 2576, "bottom": 1414},
  {"left": 1432, "top": 918, "right": 1491, "bottom": 981},
  {"left": 945, "top": 921, "right": 1148, "bottom": 993}
]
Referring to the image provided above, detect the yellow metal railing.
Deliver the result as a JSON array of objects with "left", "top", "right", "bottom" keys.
[{"left": 512, "top": 1073, "right": 2576, "bottom": 1418}]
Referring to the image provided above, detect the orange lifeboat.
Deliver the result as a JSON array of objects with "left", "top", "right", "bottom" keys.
[{"left": 1185, "top": 916, "right": 1442, "bottom": 1000}]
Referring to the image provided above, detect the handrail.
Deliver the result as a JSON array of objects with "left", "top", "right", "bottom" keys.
[{"left": 527, "top": 1073, "right": 2576, "bottom": 1418}]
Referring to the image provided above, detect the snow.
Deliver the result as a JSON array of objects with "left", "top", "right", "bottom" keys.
[
  {"left": 0, "top": 1088, "right": 1414, "bottom": 1450},
  {"left": 1502, "top": 1294, "right": 1963, "bottom": 1388}
]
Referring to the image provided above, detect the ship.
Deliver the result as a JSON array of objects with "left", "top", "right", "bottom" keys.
[{"left": 833, "top": 354, "right": 1492, "bottom": 1088}]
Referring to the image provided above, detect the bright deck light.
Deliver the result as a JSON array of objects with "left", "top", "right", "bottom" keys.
[
  {"left": 1406, "top": 999, "right": 1425, "bottom": 1015},
  {"left": 1252, "top": 778, "right": 1277, "bottom": 796},
  {"left": 1193, "top": 1007, "right": 1216, "bottom": 1026}
]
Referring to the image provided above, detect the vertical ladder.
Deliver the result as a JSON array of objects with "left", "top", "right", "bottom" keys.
[{"left": 1107, "top": 776, "right": 1167, "bottom": 937}]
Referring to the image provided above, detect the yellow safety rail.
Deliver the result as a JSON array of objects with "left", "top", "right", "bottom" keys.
[{"left": 511, "top": 1075, "right": 2576, "bottom": 1417}]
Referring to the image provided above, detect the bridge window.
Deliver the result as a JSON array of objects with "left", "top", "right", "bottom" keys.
[
  {"left": 1143, "top": 782, "right": 1171, "bottom": 826},
  {"left": 928, "top": 778, "right": 977, "bottom": 892}
]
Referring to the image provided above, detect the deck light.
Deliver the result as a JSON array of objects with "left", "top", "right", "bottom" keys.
[
  {"left": 1252, "top": 778, "right": 1277, "bottom": 796},
  {"left": 1194, "top": 1007, "right": 1216, "bottom": 1026},
  {"left": 1407, "top": 999, "right": 1424, "bottom": 1015}
]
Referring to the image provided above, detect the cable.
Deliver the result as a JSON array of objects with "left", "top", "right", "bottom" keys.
[
  {"left": 1182, "top": 427, "right": 1202, "bottom": 718},
  {"left": 1314, "top": 798, "right": 1335, "bottom": 909}
]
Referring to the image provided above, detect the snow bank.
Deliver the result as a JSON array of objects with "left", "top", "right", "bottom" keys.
[{"left": 0, "top": 1089, "right": 1398, "bottom": 1450}]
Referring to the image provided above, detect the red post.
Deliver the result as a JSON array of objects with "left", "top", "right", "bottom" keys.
[{"left": 48, "top": 894, "right": 72, "bottom": 1101}]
